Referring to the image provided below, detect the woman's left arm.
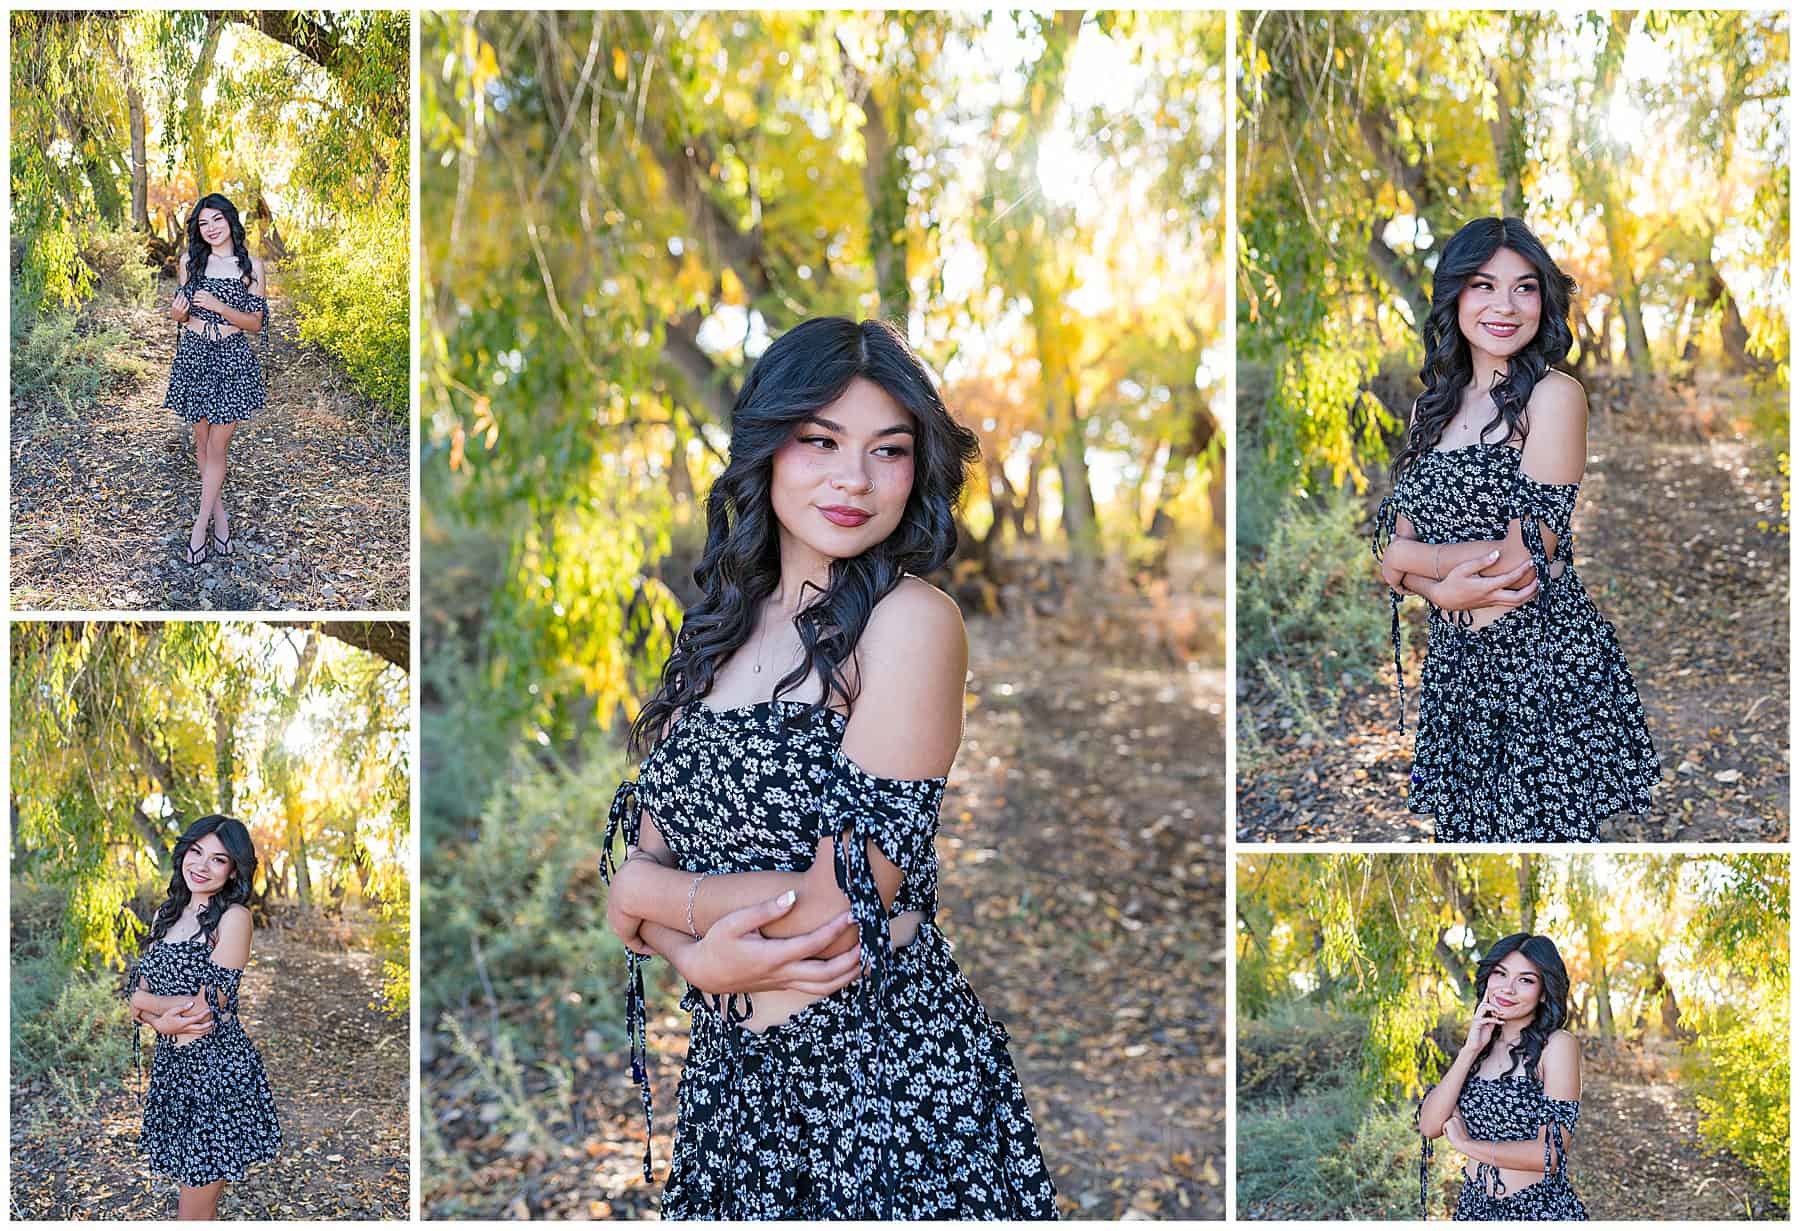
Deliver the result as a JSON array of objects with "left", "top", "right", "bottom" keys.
[
  {"left": 1445, "top": 1031, "right": 1581, "bottom": 1170},
  {"left": 1491, "top": 376, "right": 1588, "bottom": 573},
  {"left": 607, "top": 580, "right": 964, "bottom": 944}
]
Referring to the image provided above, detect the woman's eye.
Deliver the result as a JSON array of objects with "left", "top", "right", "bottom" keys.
[
  {"left": 874, "top": 445, "right": 912, "bottom": 459},
  {"left": 798, "top": 435, "right": 835, "bottom": 450}
]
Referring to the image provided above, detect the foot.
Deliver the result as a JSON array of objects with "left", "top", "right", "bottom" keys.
[
  {"left": 211, "top": 529, "right": 234, "bottom": 558},
  {"left": 183, "top": 531, "right": 209, "bottom": 566}
]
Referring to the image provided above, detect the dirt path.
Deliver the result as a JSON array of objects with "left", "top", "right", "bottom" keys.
[
  {"left": 425, "top": 596, "right": 1228, "bottom": 1219},
  {"left": 10, "top": 285, "right": 409, "bottom": 612},
  {"left": 1239, "top": 414, "right": 1789, "bottom": 842},
  {"left": 9, "top": 927, "right": 410, "bottom": 1220}
]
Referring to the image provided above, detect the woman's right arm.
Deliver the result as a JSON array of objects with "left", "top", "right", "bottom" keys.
[{"left": 1420, "top": 998, "right": 1504, "bottom": 1137}]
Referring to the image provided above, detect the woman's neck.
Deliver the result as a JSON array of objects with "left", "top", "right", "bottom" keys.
[
  {"left": 186, "top": 891, "right": 214, "bottom": 916},
  {"left": 208, "top": 241, "right": 233, "bottom": 261},
  {"left": 1468, "top": 345, "right": 1509, "bottom": 391},
  {"left": 772, "top": 532, "right": 833, "bottom": 615}
]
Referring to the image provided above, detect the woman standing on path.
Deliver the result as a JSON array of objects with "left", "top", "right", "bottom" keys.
[
  {"left": 600, "top": 317, "right": 1058, "bottom": 1218},
  {"left": 164, "top": 193, "right": 269, "bottom": 566},
  {"left": 1418, "top": 934, "right": 1585, "bottom": 1220},
  {"left": 1371, "top": 216, "right": 1659, "bottom": 841},
  {"left": 125, "top": 815, "right": 281, "bottom": 1219}
]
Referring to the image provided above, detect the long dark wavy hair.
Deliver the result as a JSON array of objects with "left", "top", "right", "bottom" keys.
[
  {"left": 629, "top": 317, "right": 979, "bottom": 754},
  {"left": 182, "top": 192, "right": 256, "bottom": 292},
  {"left": 143, "top": 815, "right": 259, "bottom": 952},
  {"left": 1462, "top": 933, "right": 1573, "bottom": 1084},
  {"left": 1392, "top": 217, "right": 1578, "bottom": 479}
]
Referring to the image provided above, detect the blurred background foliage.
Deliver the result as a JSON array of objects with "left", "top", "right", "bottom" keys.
[
  {"left": 10, "top": 621, "right": 412, "bottom": 1099},
  {"left": 10, "top": 10, "right": 409, "bottom": 415},
  {"left": 1236, "top": 9, "right": 1789, "bottom": 690},
  {"left": 1236, "top": 852, "right": 1789, "bottom": 1218}
]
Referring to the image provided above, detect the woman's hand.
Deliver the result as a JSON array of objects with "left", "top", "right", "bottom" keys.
[
  {"left": 149, "top": 998, "right": 214, "bottom": 1039},
  {"left": 674, "top": 892, "right": 863, "bottom": 998},
  {"left": 1460, "top": 997, "right": 1504, "bottom": 1056},
  {"left": 189, "top": 289, "right": 224, "bottom": 314},
  {"left": 605, "top": 851, "right": 661, "bottom": 956},
  {"left": 1443, "top": 1111, "right": 1473, "bottom": 1153},
  {"left": 170, "top": 291, "right": 191, "bottom": 322},
  {"left": 1426, "top": 553, "right": 1539, "bottom": 612},
  {"left": 1378, "top": 550, "right": 1413, "bottom": 595}
]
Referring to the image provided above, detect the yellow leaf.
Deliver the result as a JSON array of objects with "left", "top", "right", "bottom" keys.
[{"left": 612, "top": 46, "right": 628, "bottom": 81}]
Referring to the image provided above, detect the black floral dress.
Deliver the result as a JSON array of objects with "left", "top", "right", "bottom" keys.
[
  {"left": 1372, "top": 444, "right": 1659, "bottom": 841},
  {"left": 1420, "top": 1070, "right": 1585, "bottom": 1220},
  {"left": 129, "top": 936, "right": 281, "bottom": 1186},
  {"left": 600, "top": 700, "right": 1058, "bottom": 1219},
  {"left": 163, "top": 274, "right": 269, "bottom": 424}
]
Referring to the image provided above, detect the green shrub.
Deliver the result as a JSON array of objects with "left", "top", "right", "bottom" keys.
[
  {"left": 9, "top": 295, "right": 137, "bottom": 416},
  {"left": 1237, "top": 1080, "right": 1438, "bottom": 1219},
  {"left": 1238, "top": 484, "right": 1389, "bottom": 684},
  {"left": 421, "top": 731, "right": 635, "bottom": 1061},
  {"left": 1239, "top": 1001, "right": 1368, "bottom": 1100},
  {"left": 1687, "top": 995, "right": 1790, "bottom": 1209},
  {"left": 11, "top": 877, "right": 134, "bottom": 1102},
  {"left": 80, "top": 226, "right": 156, "bottom": 307},
  {"left": 285, "top": 207, "right": 409, "bottom": 415}
]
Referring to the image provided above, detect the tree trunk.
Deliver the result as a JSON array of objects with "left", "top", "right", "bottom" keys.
[
  {"left": 1587, "top": 920, "right": 1615, "bottom": 1039},
  {"left": 841, "top": 31, "right": 909, "bottom": 321},
  {"left": 214, "top": 701, "right": 236, "bottom": 814},
  {"left": 1434, "top": 928, "right": 1472, "bottom": 999},
  {"left": 1517, "top": 854, "right": 1537, "bottom": 933}
]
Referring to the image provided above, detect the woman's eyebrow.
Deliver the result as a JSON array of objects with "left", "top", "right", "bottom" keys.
[{"left": 801, "top": 415, "right": 915, "bottom": 438}]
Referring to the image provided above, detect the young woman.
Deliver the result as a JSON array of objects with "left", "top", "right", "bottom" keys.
[
  {"left": 126, "top": 815, "right": 280, "bottom": 1219},
  {"left": 1372, "top": 217, "right": 1659, "bottom": 841},
  {"left": 1417, "top": 934, "right": 1585, "bottom": 1221},
  {"left": 164, "top": 193, "right": 269, "bottom": 566},
  {"left": 600, "top": 317, "right": 1058, "bottom": 1218}
]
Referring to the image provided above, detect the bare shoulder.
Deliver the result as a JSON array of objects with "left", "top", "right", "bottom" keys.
[
  {"left": 1520, "top": 372, "right": 1588, "bottom": 481},
  {"left": 1541, "top": 1029, "right": 1581, "bottom": 1071},
  {"left": 865, "top": 576, "right": 966, "bottom": 646},
  {"left": 1527, "top": 370, "right": 1589, "bottom": 425},
  {"left": 220, "top": 903, "right": 254, "bottom": 934},
  {"left": 843, "top": 577, "right": 967, "bottom": 775}
]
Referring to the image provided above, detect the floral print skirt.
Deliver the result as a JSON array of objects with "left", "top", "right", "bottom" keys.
[
  {"left": 661, "top": 923, "right": 1057, "bottom": 1219},
  {"left": 1410, "top": 572, "right": 1659, "bottom": 842},
  {"left": 164, "top": 328, "right": 264, "bottom": 424},
  {"left": 141, "top": 1020, "right": 281, "bottom": 1187},
  {"left": 1454, "top": 1173, "right": 1587, "bottom": 1221}
]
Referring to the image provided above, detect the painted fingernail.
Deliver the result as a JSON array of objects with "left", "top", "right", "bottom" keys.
[{"left": 778, "top": 890, "right": 796, "bottom": 907}]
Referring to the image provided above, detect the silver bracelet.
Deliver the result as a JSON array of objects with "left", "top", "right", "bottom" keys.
[{"left": 685, "top": 873, "right": 706, "bottom": 940}]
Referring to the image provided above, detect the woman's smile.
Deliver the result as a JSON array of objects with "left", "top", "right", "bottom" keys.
[{"left": 817, "top": 504, "right": 873, "bottom": 528}]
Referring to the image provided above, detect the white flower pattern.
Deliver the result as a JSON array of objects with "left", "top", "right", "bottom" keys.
[
  {"left": 164, "top": 275, "right": 269, "bottom": 424},
  {"left": 600, "top": 700, "right": 1058, "bottom": 1219},
  {"left": 1373, "top": 444, "right": 1659, "bottom": 841},
  {"left": 130, "top": 936, "right": 281, "bottom": 1187},
  {"left": 1419, "top": 1070, "right": 1585, "bottom": 1221}
]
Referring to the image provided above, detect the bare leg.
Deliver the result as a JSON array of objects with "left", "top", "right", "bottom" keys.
[
  {"left": 177, "top": 1179, "right": 225, "bottom": 1220},
  {"left": 188, "top": 423, "right": 212, "bottom": 556},
  {"left": 197, "top": 422, "right": 239, "bottom": 548}
]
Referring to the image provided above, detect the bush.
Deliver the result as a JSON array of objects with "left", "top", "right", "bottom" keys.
[
  {"left": 1238, "top": 1001, "right": 1369, "bottom": 1100},
  {"left": 9, "top": 293, "right": 138, "bottom": 416},
  {"left": 1237, "top": 1079, "right": 1437, "bottom": 1219},
  {"left": 10, "top": 877, "right": 134, "bottom": 1105},
  {"left": 285, "top": 206, "right": 409, "bottom": 415},
  {"left": 79, "top": 226, "right": 156, "bottom": 307},
  {"left": 1238, "top": 484, "right": 1389, "bottom": 684},
  {"left": 421, "top": 731, "right": 635, "bottom": 1062},
  {"left": 1687, "top": 995, "right": 1790, "bottom": 1209}
]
